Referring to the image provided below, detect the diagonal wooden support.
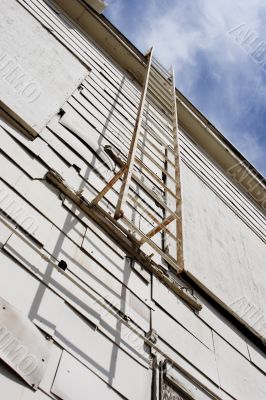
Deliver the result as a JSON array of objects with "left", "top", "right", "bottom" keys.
[
  {"left": 91, "top": 165, "right": 127, "bottom": 205},
  {"left": 139, "top": 214, "right": 176, "bottom": 245},
  {"left": 46, "top": 170, "right": 201, "bottom": 310}
]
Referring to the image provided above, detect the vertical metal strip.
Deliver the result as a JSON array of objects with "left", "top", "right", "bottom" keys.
[{"left": 114, "top": 47, "right": 154, "bottom": 219}]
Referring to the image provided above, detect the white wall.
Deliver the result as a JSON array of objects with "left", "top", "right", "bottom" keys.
[
  {"left": 0, "top": 1, "right": 265, "bottom": 400},
  {"left": 181, "top": 136, "right": 266, "bottom": 342},
  {"left": 0, "top": 0, "right": 87, "bottom": 135}
]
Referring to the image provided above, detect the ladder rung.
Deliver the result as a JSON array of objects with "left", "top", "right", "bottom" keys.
[
  {"left": 147, "top": 86, "right": 173, "bottom": 112},
  {"left": 138, "top": 138, "right": 176, "bottom": 168},
  {"left": 121, "top": 215, "right": 182, "bottom": 272},
  {"left": 143, "top": 107, "right": 172, "bottom": 132},
  {"left": 149, "top": 74, "right": 172, "bottom": 99},
  {"left": 151, "top": 66, "right": 172, "bottom": 86},
  {"left": 148, "top": 87, "right": 173, "bottom": 113},
  {"left": 134, "top": 157, "right": 177, "bottom": 198},
  {"left": 141, "top": 120, "right": 175, "bottom": 148},
  {"left": 146, "top": 94, "right": 173, "bottom": 122},
  {"left": 151, "top": 62, "right": 172, "bottom": 81},
  {"left": 135, "top": 149, "right": 176, "bottom": 184},
  {"left": 98, "top": 146, "right": 176, "bottom": 205},
  {"left": 143, "top": 110, "right": 174, "bottom": 139},
  {"left": 128, "top": 194, "right": 177, "bottom": 243},
  {"left": 131, "top": 171, "right": 181, "bottom": 217}
]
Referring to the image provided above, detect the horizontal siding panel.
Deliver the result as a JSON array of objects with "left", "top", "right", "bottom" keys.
[
  {"left": 152, "top": 307, "right": 219, "bottom": 385},
  {"left": 213, "top": 333, "right": 266, "bottom": 400},
  {"left": 3, "top": 226, "right": 150, "bottom": 365},
  {"left": 152, "top": 276, "right": 213, "bottom": 350},
  {"left": 42, "top": 222, "right": 151, "bottom": 332},
  {"left": 196, "top": 291, "right": 249, "bottom": 359},
  {"left": 0, "top": 179, "right": 53, "bottom": 244},
  {"left": 53, "top": 304, "right": 152, "bottom": 400},
  {"left": 46, "top": 206, "right": 151, "bottom": 302},
  {"left": 19, "top": 0, "right": 173, "bottom": 139},
  {"left": 51, "top": 350, "right": 123, "bottom": 400},
  {"left": 4, "top": 232, "right": 102, "bottom": 327},
  {"left": 247, "top": 342, "right": 266, "bottom": 374},
  {"left": 152, "top": 338, "right": 221, "bottom": 398},
  {"left": 180, "top": 130, "right": 266, "bottom": 242},
  {"left": 0, "top": 129, "right": 48, "bottom": 179},
  {"left": 39, "top": 343, "right": 62, "bottom": 399},
  {"left": 0, "top": 249, "right": 64, "bottom": 336},
  {"left": 14, "top": 174, "right": 86, "bottom": 246}
]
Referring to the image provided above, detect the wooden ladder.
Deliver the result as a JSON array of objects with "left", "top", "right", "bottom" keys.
[{"left": 92, "top": 48, "right": 184, "bottom": 272}]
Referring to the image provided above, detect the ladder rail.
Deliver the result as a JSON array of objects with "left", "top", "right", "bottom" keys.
[
  {"left": 114, "top": 47, "right": 154, "bottom": 219},
  {"left": 171, "top": 66, "right": 184, "bottom": 267},
  {"left": 90, "top": 50, "right": 184, "bottom": 272}
]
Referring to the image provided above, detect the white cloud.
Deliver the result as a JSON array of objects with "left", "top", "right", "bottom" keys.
[
  {"left": 232, "top": 130, "right": 265, "bottom": 170},
  {"left": 105, "top": 0, "right": 266, "bottom": 175}
]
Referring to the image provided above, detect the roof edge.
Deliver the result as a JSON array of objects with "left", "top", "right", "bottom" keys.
[{"left": 54, "top": 0, "right": 266, "bottom": 213}]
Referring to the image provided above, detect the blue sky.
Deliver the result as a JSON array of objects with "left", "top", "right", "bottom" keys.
[{"left": 104, "top": 0, "right": 266, "bottom": 177}]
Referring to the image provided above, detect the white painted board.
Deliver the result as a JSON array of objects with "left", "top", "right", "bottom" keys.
[
  {"left": 0, "top": 296, "right": 52, "bottom": 389},
  {"left": 213, "top": 332, "right": 266, "bottom": 400},
  {"left": 182, "top": 162, "right": 266, "bottom": 342},
  {"left": 0, "top": 0, "right": 87, "bottom": 135},
  {"left": 51, "top": 350, "right": 123, "bottom": 400}
]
